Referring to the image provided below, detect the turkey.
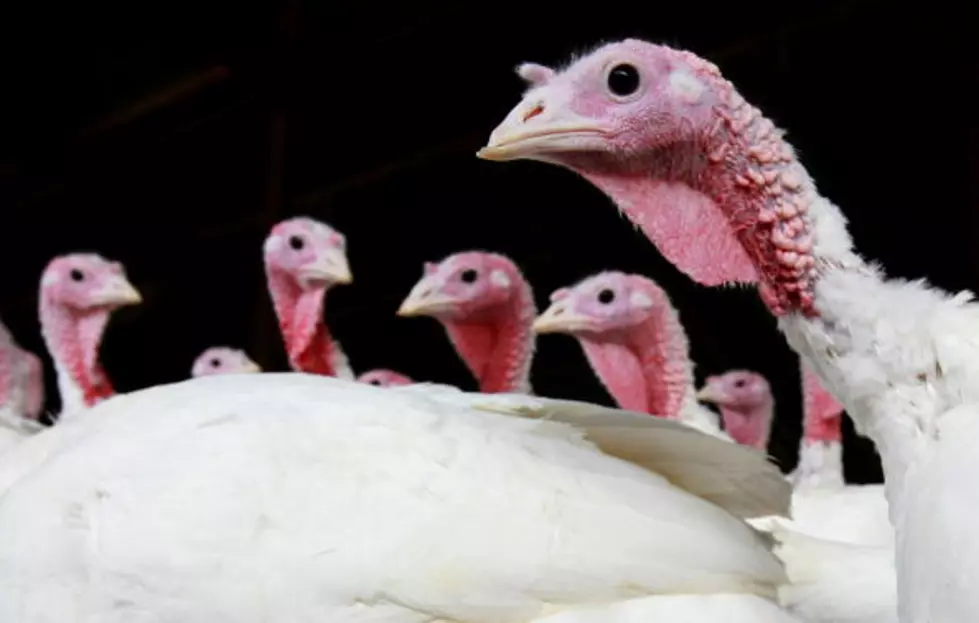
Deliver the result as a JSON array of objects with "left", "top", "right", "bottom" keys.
[
  {"left": 699, "top": 365, "right": 892, "bottom": 544},
  {"left": 702, "top": 367, "right": 896, "bottom": 622},
  {"left": 39, "top": 253, "right": 142, "bottom": 420},
  {"left": 0, "top": 319, "right": 45, "bottom": 451},
  {"left": 397, "top": 251, "right": 536, "bottom": 393},
  {"left": 356, "top": 368, "right": 414, "bottom": 386},
  {"left": 696, "top": 370, "right": 773, "bottom": 450},
  {"left": 533, "top": 270, "right": 727, "bottom": 439},
  {"left": 478, "top": 37, "right": 954, "bottom": 622},
  {"left": 0, "top": 372, "right": 804, "bottom": 621},
  {"left": 190, "top": 346, "right": 262, "bottom": 377},
  {"left": 263, "top": 216, "right": 354, "bottom": 379}
]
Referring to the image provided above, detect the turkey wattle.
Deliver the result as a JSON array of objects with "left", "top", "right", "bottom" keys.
[{"left": 479, "top": 38, "right": 959, "bottom": 623}]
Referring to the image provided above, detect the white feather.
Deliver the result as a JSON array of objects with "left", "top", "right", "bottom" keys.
[{"left": 0, "top": 373, "right": 798, "bottom": 621}]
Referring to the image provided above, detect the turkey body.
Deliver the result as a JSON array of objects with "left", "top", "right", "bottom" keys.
[{"left": 0, "top": 373, "right": 800, "bottom": 622}]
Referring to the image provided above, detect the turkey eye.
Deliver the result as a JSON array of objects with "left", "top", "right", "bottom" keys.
[
  {"left": 288, "top": 235, "right": 305, "bottom": 250},
  {"left": 69, "top": 269, "right": 84, "bottom": 282},
  {"left": 369, "top": 379, "right": 381, "bottom": 385},
  {"left": 460, "top": 269, "right": 478, "bottom": 283},
  {"left": 597, "top": 288, "right": 615, "bottom": 304},
  {"left": 607, "top": 63, "right": 640, "bottom": 97},
  {"left": 210, "top": 359, "right": 221, "bottom": 368}
]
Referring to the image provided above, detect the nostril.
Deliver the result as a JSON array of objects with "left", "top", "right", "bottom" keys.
[
  {"left": 553, "top": 307, "right": 564, "bottom": 316},
  {"left": 522, "top": 104, "right": 544, "bottom": 122}
]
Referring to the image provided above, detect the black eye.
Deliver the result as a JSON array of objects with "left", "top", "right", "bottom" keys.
[
  {"left": 734, "top": 379, "right": 746, "bottom": 388},
  {"left": 597, "top": 288, "right": 615, "bottom": 304},
  {"left": 69, "top": 269, "right": 84, "bottom": 282},
  {"left": 289, "top": 235, "right": 305, "bottom": 250},
  {"left": 607, "top": 63, "right": 640, "bottom": 97},
  {"left": 460, "top": 269, "right": 478, "bottom": 283},
  {"left": 369, "top": 379, "right": 381, "bottom": 385},
  {"left": 210, "top": 358, "right": 222, "bottom": 368}
]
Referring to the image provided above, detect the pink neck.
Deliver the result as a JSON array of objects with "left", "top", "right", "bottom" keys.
[
  {"left": 40, "top": 296, "right": 115, "bottom": 411},
  {"left": 443, "top": 280, "right": 536, "bottom": 393},
  {"left": 565, "top": 78, "right": 817, "bottom": 317},
  {"left": 718, "top": 403, "right": 772, "bottom": 450},
  {"left": 0, "top": 346, "right": 13, "bottom": 414},
  {"left": 267, "top": 269, "right": 341, "bottom": 376},
  {"left": 801, "top": 364, "right": 843, "bottom": 443},
  {"left": 576, "top": 295, "right": 691, "bottom": 418}
]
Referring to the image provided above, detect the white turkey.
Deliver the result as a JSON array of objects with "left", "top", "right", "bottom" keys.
[
  {"left": 263, "top": 216, "right": 354, "bottom": 379},
  {"left": 0, "top": 372, "right": 804, "bottom": 621},
  {"left": 190, "top": 346, "right": 262, "bottom": 377},
  {"left": 397, "top": 251, "right": 536, "bottom": 393},
  {"left": 533, "top": 269, "right": 727, "bottom": 439},
  {"left": 478, "top": 37, "right": 958, "bottom": 622}
]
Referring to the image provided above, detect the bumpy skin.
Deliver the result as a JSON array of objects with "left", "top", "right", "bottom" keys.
[
  {"left": 398, "top": 251, "right": 536, "bottom": 394},
  {"left": 264, "top": 217, "right": 354, "bottom": 378},
  {"left": 480, "top": 38, "right": 978, "bottom": 623},
  {"left": 479, "top": 40, "right": 817, "bottom": 317}
]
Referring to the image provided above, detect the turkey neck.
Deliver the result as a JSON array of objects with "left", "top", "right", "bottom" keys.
[
  {"left": 794, "top": 363, "right": 845, "bottom": 488},
  {"left": 443, "top": 281, "right": 536, "bottom": 394},
  {"left": 715, "top": 401, "right": 772, "bottom": 450},
  {"left": 267, "top": 269, "right": 342, "bottom": 376},
  {"left": 39, "top": 295, "right": 115, "bottom": 418},
  {"left": 577, "top": 295, "right": 694, "bottom": 419}
]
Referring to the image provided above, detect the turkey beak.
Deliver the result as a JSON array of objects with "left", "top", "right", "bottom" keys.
[
  {"left": 241, "top": 361, "right": 262, "bottom": 373},
  {"left": 302, "top": 249, "right": 352, "bottom": 286},
  {"left": 94, "top": 275, "right": 143, "bottom": 307},
  {"left": 696, "top": 384, "right": 724, "bottom": 404},
  {"left": 477, "top": 90, "right": 606, "bottom": 162},
  {"left": 397, "top": 279, "right": 454, "bottom": 317},
  {"left": 532, "top": 300, "right": 588, "bottom": 334}
]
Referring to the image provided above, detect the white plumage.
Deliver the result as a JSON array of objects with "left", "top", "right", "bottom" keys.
[{"left": 0, "top": 373, "right": 802, "bottom": 622}]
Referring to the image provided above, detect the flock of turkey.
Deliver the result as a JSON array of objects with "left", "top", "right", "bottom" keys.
[{"left": 0, "top": 38, "right": 970, "bottom": 622}]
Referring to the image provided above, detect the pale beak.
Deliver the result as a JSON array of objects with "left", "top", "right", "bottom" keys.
[
  {"left": 94, "top": 276, "right": 142, "bottom": 307},
  {"left": 396, "top": 278, "right": 455, "bottom": 317},
  {"left": 532, "top": 301, "right": 590, "bottom": 334},
  {"left": 696, "top": 384, "right": 724, "bottom": 404},
  {"left": 301, "top": 249, "right": 352, "bottom": 285},
  {"left": 476, "top": 91, "right": 606, "bottom": 162},
  {"left": 240, "top": 360, "right": 262, "bottom": 373}
]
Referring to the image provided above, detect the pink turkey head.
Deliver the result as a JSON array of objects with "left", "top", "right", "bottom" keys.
[
  {"left": 40, "top": 254, "right": 142, "bottom": 312},
  {"left": 263, "top": 217, "right": 351, "bottom": 289},
  {"left": 397, "top": 251, "right": 536, "bottom": 394},
  {"left": 357, "top": 368, "right": 414, "bottom": 387},
  {"left": 801, "top": 363, "right": 844, "bottom": 443},
  {"left": 697, "top": 370, "right": 773, "bottom": 449},
  {"left": 397, "top": 251, "right": 522, "bottom": 321},
  {"left": 39, "top": 253, "right": 141, "bottom": 410},
  {"left": 534, "top": 271, "right": 658, "bottom": 336},
  {"left": 479, "top": 39, "right": 817, "bottom": 317},
  {"left": 263, "top": 216, "right": 351, "bottom": 375},
  {"left": 191, "top": 347, "right": 262, "bottom": 377}
]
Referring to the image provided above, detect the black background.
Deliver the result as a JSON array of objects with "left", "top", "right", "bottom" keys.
[{"left": 0, "top": 0, "right": 971, "bottom": 482}]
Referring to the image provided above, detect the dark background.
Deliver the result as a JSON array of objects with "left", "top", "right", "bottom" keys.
[{"left": 0, "top": 0, "right": 970, "bottom": 482}]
